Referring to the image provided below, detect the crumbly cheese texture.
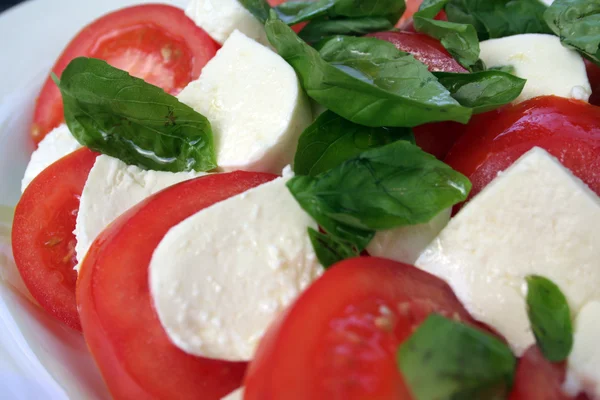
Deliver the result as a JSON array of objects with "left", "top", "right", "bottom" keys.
[
  {"left": 21, "top": 124, "right": 82, "bottom": 192},
  {"left": 149, "top": 175, "right": 323, "bottom": 361},
  {"left": 222, "top": 388, "right": 244, "bottom": 400},
  {"left": 564, "top": 301, "right": 600, "bottom": 399},
  {"left": 74, "top": 155, "right": 204, "bottom": 270},
  {"left": 416, "top": 147, "right": 600, "bottom": 356},
  {"left": 367, "top": 208, "right": 451, "bottom": 265},
  {"left": 185, "top": 0, "right": 268, "bottom": 45},
  {"left": 177, "top": 30, "right": 312, "bottom": 174},
  {"left": 479, "top": 34, "right": 591, "bottom": 103}
]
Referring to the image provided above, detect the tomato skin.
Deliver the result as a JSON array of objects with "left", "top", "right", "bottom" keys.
[
  {"left": 585, "top": 60, "right": 600, "bottom": 106},
  {"left": 414, "top": 121, "right": 466, "bottom": 159},
  {"left": 510, "top": 346, "right": 590, "bottom": 400},
  {"left": 367, "top": 31, "right": 467, "bottom": 73},
  {"left": 445, "top": 96, "right": 600, "bottom": 204},
  {"left": 77, "top": 171, "right": 277, "bottom": 400},
  {"left": 12, "top": 148, "right": 98, "bottom": 331},
  {"left": 244, "top": 257, "right": 486, "bottom": 400},
  {"left": 31, "top": 4, "right": 219, "bottom": 144}
]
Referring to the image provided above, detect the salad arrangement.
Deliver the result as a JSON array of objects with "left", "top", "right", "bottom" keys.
[{"left": 3, "top": 0, "right": 600, "bottom": 399}]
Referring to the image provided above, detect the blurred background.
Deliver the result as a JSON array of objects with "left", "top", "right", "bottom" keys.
[{"left": 1, "top": 0, "right": 23, "bottom": 13}]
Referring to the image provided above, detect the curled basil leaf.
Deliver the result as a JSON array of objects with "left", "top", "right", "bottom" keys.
[
  {"left": 526, "top": 275, "right": 573, "bottom": 362},
  {"left": 398, "top": 314, "right": 516, "bottom": 400},
  {"left": 544, "top": 0, "right": 600, "bottom": 65},
  {"left": 294, "top": 110, "right": 414, "bottom": 177},
  {"left": 56, "top": 57, "right": 216, "bottom": 172},
  {"left": 266, "top": 13, "right": 472, "bottom": 128},
  {"left": 299, "top": 17, "right": 394, "bottom": 43}
]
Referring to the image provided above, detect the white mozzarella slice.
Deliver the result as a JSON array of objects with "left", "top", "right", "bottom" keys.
[
  {"left": 222, "top": 388, "right": 244, "bottom": 400},
  {"left": 185, "top": 0, "right": 268, "bottom": 45},
  {"left": 416, "top": 147, "right": 600, "bottom": 356},
  {"left": 74, "top": 155, "right": 205, "bottom": 270},
  {"left": 149, "top": 174, "right": 322, "bottom": 362},
  {"left": 177, "top": 30, "right": 312, "bottom": 174},
  {"left": 367, "top": 208, "right": 451, "bottom": 265},
  {"left": 21, "top": 124, "right": 82, "bottom": 192},
  {"left": 564, "top": 301, "right": 600, "bottom": 399},
  {"left": 479, "top": 34, "right": 591, "bottom": 103}
]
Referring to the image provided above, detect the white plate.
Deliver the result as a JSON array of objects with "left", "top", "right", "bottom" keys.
[{"left": 0, "top": 0, "right": 185, "bottom": 398}]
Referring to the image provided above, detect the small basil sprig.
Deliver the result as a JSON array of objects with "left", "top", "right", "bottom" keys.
[
  {"left": 240, "top": 0, "right": 406, "bottom": 25},
  {"left": 307, "top": 228, "right": 361, "bottom": 268},
  {"left": 413, "top": 0, "right": 481, "bottom": 69},
  {"left": 294, "top": 111, "right": 414, "bottom": 177},
  {"left": 266, "top": 13, "right": 472, "bottom": 128},
  {"left": 544, "top": 0, "right": 600, "bottom": 65},
  {"left": 398, "top": 314, "right": 516, "bottom": 400},
  {"left": 526, "top": 275, "right": 573, "bottom": 362},
  {"left": 434, "top": 70, "right": 526, "bottom": 113},
  {"left": 445, "top": 0, "right": 552, "bottom": 40},
  {"left": 55, "top": 57, "right": 216, "bottom": 172},
  {"left": 299, "top": 17, "right": 394, "bottom": 44}
]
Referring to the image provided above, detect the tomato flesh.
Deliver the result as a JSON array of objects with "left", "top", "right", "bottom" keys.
[
  {"left": 77, "top": 171, "right": 276, "bottom": 400},
  {"left": 445, "top": 96, "right": 600, "bottom": 204},
  {"left": 244, "top": 257, "right": 487, "bottom": 400},
  {"left": 31, "top": 4, "right": 219, "bottom": 144},
  {"left": 12, "top": 148, "right": 98, "bottom": 331}
]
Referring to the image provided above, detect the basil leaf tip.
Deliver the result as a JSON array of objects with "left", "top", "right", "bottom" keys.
[
  {"left": 526, "top": 275, "right": 573, "bottom": 362},
  {"left": 57, "top": 57, "right": 216, "bottom": 173}
]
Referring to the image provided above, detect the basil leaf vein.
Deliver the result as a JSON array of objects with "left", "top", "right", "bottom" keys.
[{"left": 57, "top": 57, "right": 216, "bottom": 172}]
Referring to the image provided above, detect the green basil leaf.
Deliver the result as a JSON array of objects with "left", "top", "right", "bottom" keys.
[
  {"left": 398, "top": 314, "right": 517, "bottom": 400},
  {"left": 434, "top": 70, "right": 526, "bottom": 113},
  {"left": 489, "top": 65, "right": 516, "bottom": 74},
  {"left": 446, "top": 0, "right": 552, "bottom": 40},
  {"left": 307, "top": 228, "right": 361, "bottom": 268},
  {"left": 287, "top": 140, "right": 471, "bottom": 231},
  {"left": 238, "top": 0, "right": 273, "bottom": 23},
  {"left": 294, "top": 111, "right": 414, "bottom": 177},
  {"left": 526, "top": 275, "right": 573, "bottom": 362},
  {"left": 57, "top": 57, "right": 216, "bottom": 172},
  {"left": 265, "top": 14, "right": 472, "bottom": 127},
  {"left": 299, "top": 17, "right": 394, "bottom": 43},
  {"left": 413, "top": 0, "right": 481, "bottom": 69},
  {"left": 544, "top": 0, "right": 600, "bottom": 65}
]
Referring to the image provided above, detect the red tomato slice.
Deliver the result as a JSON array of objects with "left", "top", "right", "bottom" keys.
[
  {"left": 397, "top": 0, "right": 422, "bottom": 28},
  {"left": 510, "top": 346, "right": 590, "bottom": 400},
  {"left": 244, "top": 257, "right": 489, "bottom": 400},
  {"left": 445, "top": 96, "right": 600, "bottom": 204},
  {"left": 367, "top": 31, "right": 467, "bottom": 73},
  {"left": 414, "top": 121, "right": 467, "bottom": 160},
  {"left": 585, "top": 60, "right": 600, "bottom": 106},
  {"left": 12, "top": 148, "right": 98, "bottom": 331},
  {"left": 31, "top": 4, "right": 219, "bottom": 145},
  {"left": 77, "top": 171, "right": 277, "bottom": 400}
]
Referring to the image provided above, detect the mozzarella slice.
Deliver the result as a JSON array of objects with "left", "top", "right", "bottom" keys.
[
  {"left": 185, "top": 0, "right": 268, "bottom": 45},
  {"left": 74, "top": 155, "right": 205, "bottom": 270},
  {"left": 416, "top": 147, "right": 600, "bottom": 355},
  {"left": 149, "top": 174, "right": 322, "bottom": 361},
  {"left": 564, "top": 301, "right": 600, "bottom": 399},
  {"left": 177, "top": 30, "right": 312, "bottom": 174},
  {"left": 479, "top": 34, "right": 591, "bottom": 103},
  {"left": 21, "top": 124, "right": 82, "bottom": 192},
  {"left": 367, "top": 208, "right": 451, "bottom": 265},
  {"left": 222, "top": 388, "right": 244, "bottom": 400}
]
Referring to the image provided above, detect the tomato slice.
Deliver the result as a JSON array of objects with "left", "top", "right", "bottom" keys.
[
  {"left": 244, "top": 257, "right": 489, "bottom": 400},
  {"left": 77, "top": 171, "right": 276, "bottom": 400},
  {"left": 367, "top": 31, "right": 467, "bottom": 73},
  {"left": 585, "top": 60, "right": 600, "bottom": 106},
  {"left": 445, "top": 96, "right": 600, "bottom": 204},
  {"left": 31, "top": 4, "right": 219, "bottom": 144},
  {"left": 510, "top": 346, "right": 590, "bottom": 400},
  {"left": 12, "top": 148, "right": 98, "bottom": 331}
]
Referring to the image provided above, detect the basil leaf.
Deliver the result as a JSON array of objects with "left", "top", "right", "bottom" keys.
[
  {"left": 287, "top": 140, "right": 471, "bottom": 231},
  {"left": 434, "top": 70, "right": 526, "bottom": 113},
  {"left": 526, "top": 275, "right": 573, "bottom": 362},
  {"left": 489, "top": 65, "right": 516, "bottom": 74},
  {"left": 398, "top": 314, "right": 516, "bottom": 400},
  {"left": 299, "top": 17, "right": 394, "bottom": 43},
  {"left": 544, "top": 0, "right": 600, "bottom": 65},
  {"left": 446, "top": 0, "right": 552, "bottom": 40},
  {"left": 294, "top": 111, "right": 414, "bottom": 177},
  {"left": 57, "top": 57, "right": 216, "bottom": 172},
  {"left": 307, "top": 228, "right": 360, "bottom": 268},
  {"left": 265, "top": 14, "right": 472, "bottom": 127},
  {"left": 413, "top": 0, "right": 481, "bottom": 69}
]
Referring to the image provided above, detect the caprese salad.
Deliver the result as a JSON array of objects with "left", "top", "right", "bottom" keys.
[{"left": 4, "top": 0, "right": 600, "bottom": 399}]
